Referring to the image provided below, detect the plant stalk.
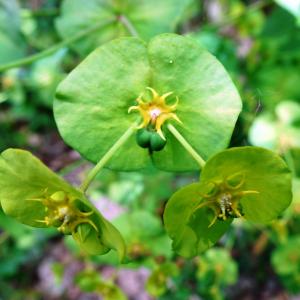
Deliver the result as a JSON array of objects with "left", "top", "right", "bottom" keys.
[
  {"left": 167, "top": 124, "right": 206, "bottom": 169},
  {"left": 80, "top": 124, "right": 136, "bottom": 193},
  {"left": 118, "top": 15, "right": 139, "bottom": 37},
  {"left": 0, "top": 18, "right": 115, "bottom": 72}
]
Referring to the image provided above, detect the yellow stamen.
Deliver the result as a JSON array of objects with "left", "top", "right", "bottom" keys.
[{"left": 128, "top": 87, "right": 181, "bottom": 139}]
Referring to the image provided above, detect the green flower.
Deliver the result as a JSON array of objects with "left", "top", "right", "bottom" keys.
[
  {"left": 0, "top": 149, "right": 126, "bottom": 260},
  {"left": 164, "top": 146, "right": 292, "bottom": 257}
]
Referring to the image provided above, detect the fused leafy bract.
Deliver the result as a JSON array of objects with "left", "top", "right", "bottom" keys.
[
  {"left": 164, "top": 146, "right": 292, "bottom": 257},
  {"left": 200, "top": 147, "right": 292, "bottom": 223},
  {"left": 55, "top": 34, "right": 242, "bottom": 172},
  {"left": 56, "top": 0, "right": 193, "bottom": 56},
  {"left": 0, "top": 149, "right": 125, "bottom": 260},
  {"left": 164, "top": 183, "right": 232, "bottom": 257}
]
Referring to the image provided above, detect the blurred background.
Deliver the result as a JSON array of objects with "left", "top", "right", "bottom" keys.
[{"left": 1, "top": 0, "right": 300, "bottom": 299}]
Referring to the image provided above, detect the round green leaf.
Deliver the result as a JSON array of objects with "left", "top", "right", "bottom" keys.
[
  {"left": 56, "top": 0, "right": 193, "bottom": 56},
  {"left": 54, "top": 34, "right": 242, "bottom": 172},
  {"left": 200, "top": 146, "right": 292, "bottom": 223},
  {"left": 164, "top": 183, "right": 232, "bottom": 258},
  {"left": 0, "top": 149, "right": 126, "bottom": 260}
]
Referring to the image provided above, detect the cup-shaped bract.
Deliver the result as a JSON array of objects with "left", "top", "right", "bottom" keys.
[
  {"left": 56, "top": 0, "right": 193, "bottom": 56},
  {"left": 164, "top": 146, "right": 292, "bottom": 257},
  {"left": 54, "top": 34, "right": 242, "bottom": 172},
  {"left": 0, "top": 149, "right": 125, "bottom": 260}
]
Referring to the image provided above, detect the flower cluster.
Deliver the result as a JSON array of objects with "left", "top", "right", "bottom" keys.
[
  {"left": 27, "top": 190, "right": 97, "bottom": 234},
  {"left": 193, "top": 173, "right": 259, "bottom": 227}
]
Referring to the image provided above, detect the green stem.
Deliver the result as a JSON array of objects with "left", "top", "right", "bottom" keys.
[
  {"left": 80, "top": 124, "right": 136, "bottom": 193},
  {"left": 119, "top": 15, "right": 139, "bottom": 37},
  {"left": 167, "top": 124, "right": 206, "bottom": 169},
  {"left": 79, "top": 17, "right": 140, "bottom": 193},
  {"left": 0, "top": 18, "right": 115, "bottom": 72}
]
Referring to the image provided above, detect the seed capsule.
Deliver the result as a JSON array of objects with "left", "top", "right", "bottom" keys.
[
  {"left": 136, "top": 128, "right": 151, "bottom": 148},
  {"left": 150, "top": 132, "right": 167, "bottom": 151}
]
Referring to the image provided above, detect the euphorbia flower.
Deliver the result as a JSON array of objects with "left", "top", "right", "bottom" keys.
[
  {"left": 54, "top": 34, "right": 242, "bottom": 172},
  {"left": 164, "top": 146, "right": 292, "bottom": 257},
  {"left": 128, "top": 87, "right": 181, "bottom": 140},
  {"left": 0, "top": 149, "right": 126, "bottom": 260}
]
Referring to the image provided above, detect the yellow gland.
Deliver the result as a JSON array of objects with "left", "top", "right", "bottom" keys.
[
  {"left": 27, "top": 190, "right": 98, "bottom": 234},
  {"left": 193, "top": 173, "right": 259, "bottom": 228},
  {"left": 128, "top": 87, "right": 182, "bottom": 140}
]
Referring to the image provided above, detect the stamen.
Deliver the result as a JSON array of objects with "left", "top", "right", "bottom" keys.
[
  {"left": 191, "top": 175, "right": 259, "bottom": 228},
  {"left": 128, "top": 87, "right": 181, "bottom": 141}
]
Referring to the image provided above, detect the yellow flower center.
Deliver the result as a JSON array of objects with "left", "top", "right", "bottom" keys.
[
  {"left": 193, "top": 173, "right": 259, "bottom": 227},
  {"left": 128, "top": 87, "right": 182, "bottom": 140},
  {"left": 28, "top": 190, "right": 98, "bottom": 234}
]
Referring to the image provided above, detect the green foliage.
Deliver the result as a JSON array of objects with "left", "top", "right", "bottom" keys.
[
  {"left": 75, "top": 269, "right": 127, "bottom": 300},
  {"left": 146, "top": 262, "right": 179, "bottom": 297},
  {"left": 196, "top": 248, "right": 238, "bottom": 300},
  {"left": 274, "top": 0, "right": 300, "bottom": 23},
  {"left": 54, "top": 33, "right": 241, "bottom": 171},
  {"left": 0, "top": 149, "right": 125, "bottom": 260},
  {"left": 164, "top": 147, "right": 292, "bottom": 257},
  {"left": 272, "top": 237, "right": 300, "bottom": 293},
  {"left": 250, "top": 101, "right": 300, "bottom": 151},
  {"left": 0, "top": 1, "right": 297, "bottom": 298},
  {"left": 26, "top": 49, "right": 67, "bottom": 107},
  {"left": 114, "top": 210, "right": 172, "bottom": 262},
  {"left": 0, "top": 0, "right": 25, "bottom": 63},
  {"left": 56, "top": 0, "right": 192, "bottom": 56}
]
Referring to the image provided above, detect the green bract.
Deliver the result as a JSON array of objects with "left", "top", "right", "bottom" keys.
[
  {"left": 54, "top": 34, "right": 242, "bottom": 172},
  {"left": 0, "top": 149, "right": 125, "bottom": 260},
  {"left": 56, "top": 0, "right": 193, "bottom": 56},
  {"left": 164, "top": 146, "right": 292, "bottom": 257}
]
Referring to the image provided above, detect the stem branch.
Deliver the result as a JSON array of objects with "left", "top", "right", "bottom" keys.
[
  {"left": 118, "top": 15, "right": 139, "bottom": 37},
  {"left": 0, "top": 19, "right": 115, "bottom": 72},
  {"left": 167, "top": 124, "right": 206, "bottom": 169},
  {"left": 80, "top": 124, "right": 136, "bottom": 193}
]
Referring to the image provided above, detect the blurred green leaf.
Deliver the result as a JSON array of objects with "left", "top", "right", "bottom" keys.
[
  {"left": 0, "top": 0, "right": 25, "bottom": 64},
  {"left": 56, "top": 0, "right": 193, "bottom": 56},
  {"left": 272, "top": 236, "right": 300, "bottom": 293},
  {"left": 274, "top": 0, "right": 300, "bottom": 23},
  {"left": 146, "top": 262, "right": 179, "bottom": 297}
]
